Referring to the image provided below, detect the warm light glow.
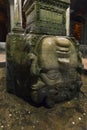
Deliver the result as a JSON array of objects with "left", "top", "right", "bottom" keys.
[{"left": 73, "top": 22, "right": 83, "bottom": 40}]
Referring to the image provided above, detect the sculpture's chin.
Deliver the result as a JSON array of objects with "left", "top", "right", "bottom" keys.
[
  {"left": 57, "top": 58, "right": 70, "bottom": 63},
  {"left": 31, "top": 79, "right": 82, "bottom": 108}
]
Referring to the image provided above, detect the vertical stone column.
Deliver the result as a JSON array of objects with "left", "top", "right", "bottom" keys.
[
  {"left": 14, "top": 0, "right": 22, "bottom": 27},
  {"left": 9, "top": 0, "right": 14, "bottom": 30},
  {"left": 9, "top": 0, "right": 23, "bottom": 31}
]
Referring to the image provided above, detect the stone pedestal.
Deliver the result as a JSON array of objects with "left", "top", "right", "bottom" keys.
[
  {"left": 23, "top": 0, "right": 70, "bottom": 35},
  {"left": 6, "top": 34, "right": 83, "bottom": 107}
]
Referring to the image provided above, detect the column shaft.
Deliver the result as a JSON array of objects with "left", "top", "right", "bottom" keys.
[{"left": 14, "top": 0, "right": 22, "bottom": 27}]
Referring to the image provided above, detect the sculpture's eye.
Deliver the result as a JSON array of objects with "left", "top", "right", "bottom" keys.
[{"left": 46, "top": 70, "right": 61, "bottom": 79}]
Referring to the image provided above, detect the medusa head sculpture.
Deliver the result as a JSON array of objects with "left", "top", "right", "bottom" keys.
[{"left": 28, "top": 36, "right": 82, "bottom": 107}]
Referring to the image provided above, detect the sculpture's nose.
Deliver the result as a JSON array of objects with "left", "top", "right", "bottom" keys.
[
  {"left": 55, "top": 37, "right": 71, "bottom": 48},
  {"left": 55, "top": 37, "right": 71, "bottom": 63},
  {"left": 55, "top": 37, "right": 71, "bottom": 54}
]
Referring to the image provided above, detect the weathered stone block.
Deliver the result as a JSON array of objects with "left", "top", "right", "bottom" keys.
[{"left": 6, "top": 32, "right": 83, "bottom": 107}]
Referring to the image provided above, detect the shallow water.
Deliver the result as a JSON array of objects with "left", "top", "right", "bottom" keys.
[{"left": 0, "top": 68, "right": 87, "bottom": 130}]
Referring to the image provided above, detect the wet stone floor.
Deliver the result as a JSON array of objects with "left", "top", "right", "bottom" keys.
[{"left": 0, "top": 67, "right": 87, "bottom": 130}]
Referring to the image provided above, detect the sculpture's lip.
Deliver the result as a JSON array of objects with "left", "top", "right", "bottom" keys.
[
  {"left": 56, "top": 50, "right": 70, "bottom": 55},
  {"left": 57, "top": 58, "right": 70, "bottom": 63},
  {"left": 56, "top": 47, "right": 70, "bottom": 59},
  {"left": 56, "top": 46, "right": 70, "bottom": 52}
]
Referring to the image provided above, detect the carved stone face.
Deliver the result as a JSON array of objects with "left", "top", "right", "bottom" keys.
[
  {"left": 35, "top": 37, "right": 79, "bottom": 84},
  {"left": 30, "top": 36, "right": 82, "bottom": 107},
  {"left": 38, "top": 37, "right": 78, "bottom": 68}
]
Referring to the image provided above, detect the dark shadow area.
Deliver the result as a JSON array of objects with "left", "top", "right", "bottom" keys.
[{"left": 0, "top": 0, "right": 10, "bottom": 42}]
